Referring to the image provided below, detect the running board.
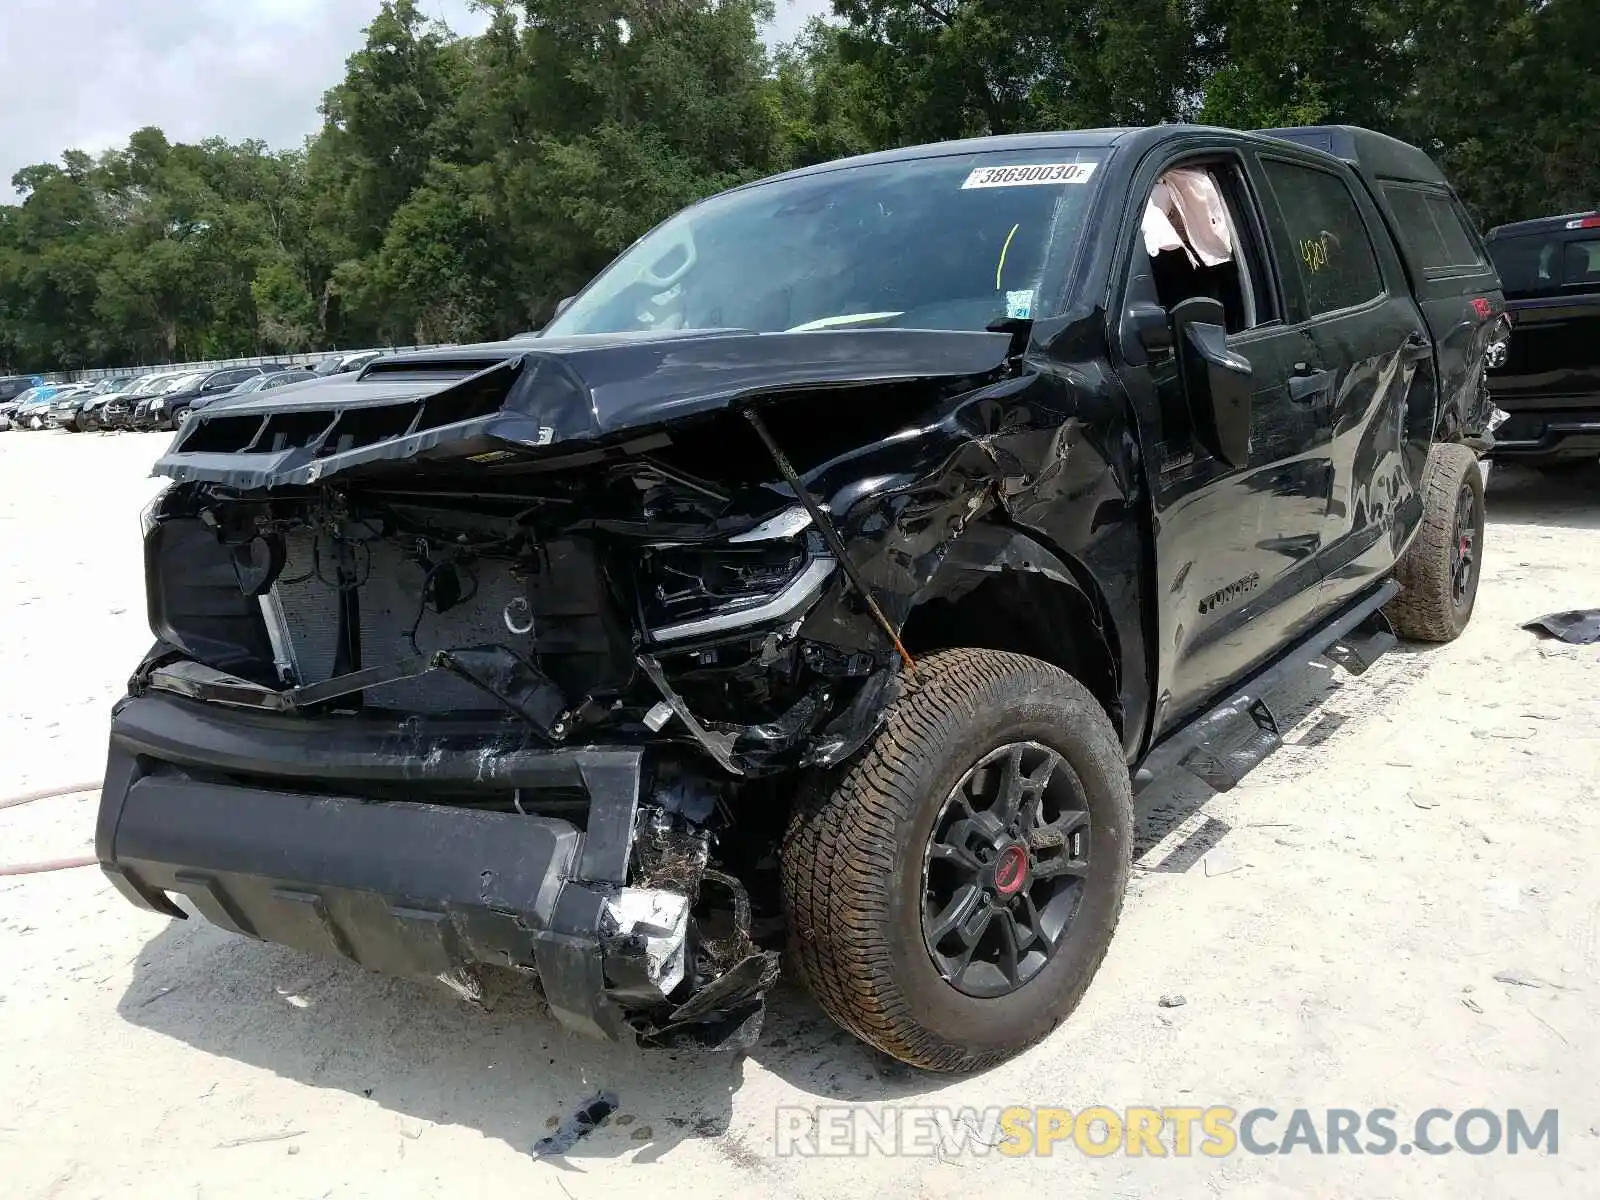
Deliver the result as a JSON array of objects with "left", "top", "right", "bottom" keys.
[
  {"left": 1321, "top": 608, "right": 1396, "bottom": 676},
  {"left": 1134, "top": 579, "right": 1400, "bottom": 793}
]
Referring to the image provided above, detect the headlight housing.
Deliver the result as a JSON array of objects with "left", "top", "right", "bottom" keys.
[
  {"left": 139, "top": 484, "right": 172, "bottom": 538},
  {"left": 638, "top": 506, "right": 836, "bottom": 642}
]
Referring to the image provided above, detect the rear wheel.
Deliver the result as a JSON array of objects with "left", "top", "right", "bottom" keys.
[
  {"left": 1386, "top": 442, "right": 1485, "bottom": 642},
  {"left": 781, "top": 648, "right": 1132, "bottom": 1072}
]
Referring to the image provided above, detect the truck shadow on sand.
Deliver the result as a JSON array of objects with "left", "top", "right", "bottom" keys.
[
  {"left": 115, "top": 640, "right": 1391, "bottom": 1166},
  {"left": 115, "top": 918, "right": 932, "bottom": 1169},
  {"left": 1485, "top": 462, "right": 1600, "bottom": 531}
]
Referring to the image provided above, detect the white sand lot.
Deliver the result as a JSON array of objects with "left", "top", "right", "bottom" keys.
[{"left": 1, "top": 429, "right": 1596, "bottom": 1197}]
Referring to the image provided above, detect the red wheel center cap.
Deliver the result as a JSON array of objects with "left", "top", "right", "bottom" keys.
[{"left": 993, "top": 845, "right": 1029, "bottom": 897}]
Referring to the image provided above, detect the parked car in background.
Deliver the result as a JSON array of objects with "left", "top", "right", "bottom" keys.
[
  {"left": 183, "top": 368, "right": 318, "bottom": 421},
  {"left": 311, "top": 349, "right": 384, "bottom": 376},
  {"left": 105, "top": 373, "right": 188, "bottom": 430},
  {"left": 43, "top": 384, "right": 93, "bottom": 429},
  {"left": 149, "top": 365, "right": 286, "bottom": 430},
  {"left": 77, "top": 377, "right": 142, "bottom": 431},
  {"left": 10, "top": 384, "right": 62, "bottom": 429},
  {"left": 0, "top": 377, "right": 44, "bottom": 430},
  {"left": 1485, "top": 211, "right": 1600, "bottom": 470},
  {"left": 133, "top": 372, "right": 208, "bottom": 430},
  {"left": 0, "top": 375, "right": 45, "bottom": 407}
]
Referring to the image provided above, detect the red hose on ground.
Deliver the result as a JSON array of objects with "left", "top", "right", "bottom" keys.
[
  {"left": 0, "top": 855, "right": 98, "bottom": 877},
  {"left": 0, "top": 782, "right": 105, "bottom": 875},
  {"left": 0, "top": 781, "right": 102, "bottom": 811}
]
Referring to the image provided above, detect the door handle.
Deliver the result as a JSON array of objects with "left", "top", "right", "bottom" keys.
[
  {"left": 1401, "top": 333, "right": 1432, "bottom": 363},
  {"left": 1288, "top": 363, "right": 1334, "bottom": 403}
]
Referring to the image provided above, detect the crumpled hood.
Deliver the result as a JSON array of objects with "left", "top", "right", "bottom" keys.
[{"left": 153, "top": 327, "right": 1014, "bottom": 489}]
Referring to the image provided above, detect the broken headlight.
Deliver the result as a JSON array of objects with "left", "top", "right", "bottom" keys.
[
  {"left": 139, "top": 484, "right": 172, "bottom": 538},
  {"left": 639, "top": 506, "right": 836, "bottom": 643}
]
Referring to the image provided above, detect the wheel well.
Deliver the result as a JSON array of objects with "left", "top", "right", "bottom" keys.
[{"left": 899, "top": 569, "right": 1123, "bottom": 735}]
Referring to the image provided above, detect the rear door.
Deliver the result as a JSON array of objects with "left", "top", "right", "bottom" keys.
[
  {"left": 1253, "top": 152, "right": 1436, "bottom": 608},
  {"left": 1374, "top": 181, "right": 1503, "bottom": 443}
]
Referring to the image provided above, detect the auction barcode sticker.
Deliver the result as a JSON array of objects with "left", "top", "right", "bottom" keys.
[{"left": 962, "top": 162, "right": 1097, "bottom": 189}]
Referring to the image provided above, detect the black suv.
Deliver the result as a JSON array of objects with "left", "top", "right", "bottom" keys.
[
  {"left": 1485, "top": 212, "right": 1600, "bottom": 468},
  {"left": 148, "top": 366, "right": 288, "bottom": 430},
  {"left": 97, "top": 124, "right": 1502, "bottom": 1071}
]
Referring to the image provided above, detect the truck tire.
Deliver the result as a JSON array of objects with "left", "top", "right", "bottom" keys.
[
  {"left": 1385, "top": 441, "right": 1485, "bottom": 642},
  {"left": 781, "top": 648, "right": 1132, "bottom": 1072}
]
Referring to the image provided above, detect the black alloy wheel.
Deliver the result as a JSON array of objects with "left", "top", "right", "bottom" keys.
[{"left": 922, "top": 741, "right": 1089, "bottom": 998}]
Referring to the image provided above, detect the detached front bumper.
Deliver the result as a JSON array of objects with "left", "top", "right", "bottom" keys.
[{"left": 96, "top": 692, "right": 771, "bottom": 1047}]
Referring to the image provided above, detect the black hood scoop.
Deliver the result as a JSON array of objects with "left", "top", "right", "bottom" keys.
[{"left": 153, "top": 327, "right": 1013, "bottom": 490}]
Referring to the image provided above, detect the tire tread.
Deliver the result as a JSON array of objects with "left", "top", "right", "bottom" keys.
[
  {"left": 781, "top": 648, "right": 1128, "bottom": 1072},
  {"left": 1386, "top": 442, "right": 1483, "bottom": 643}
]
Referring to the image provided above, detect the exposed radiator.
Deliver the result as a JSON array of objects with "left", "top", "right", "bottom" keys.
[{"left": 272, "top": 531, "right": 531, "bottom": 712}]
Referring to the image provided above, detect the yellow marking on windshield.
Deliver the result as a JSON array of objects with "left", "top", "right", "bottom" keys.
[{"left": 996, "top": 223, "right": 1021, "bottom": 289}]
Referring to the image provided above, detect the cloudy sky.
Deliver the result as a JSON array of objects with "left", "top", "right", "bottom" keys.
[{"left": 1, "top": 0, "right": 829, "bottom": 197}]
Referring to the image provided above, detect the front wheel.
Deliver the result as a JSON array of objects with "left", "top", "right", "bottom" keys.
[
  {"left": 781, "top": 648, "right": 1132, "bottom": 1072},
  {"left": 1386, "top": 442, "right": 1485, "bottom": 642}
]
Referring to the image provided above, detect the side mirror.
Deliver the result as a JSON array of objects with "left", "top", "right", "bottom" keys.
[
  {"left": 554, "top": 296, "right": 575, "bottom": 317},
  {"left": 1171, "top": 296, "right": 1252, "bottom": 467}
]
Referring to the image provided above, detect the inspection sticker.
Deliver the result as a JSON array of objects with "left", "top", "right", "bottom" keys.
[
  {"left": 1005, "top": 290, "right": 1035, "bottom": 319},
  {"left": 962, "top": 162, "right": 1097, "bottom": 189}
]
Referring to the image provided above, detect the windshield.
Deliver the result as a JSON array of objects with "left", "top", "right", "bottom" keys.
[
  {"left": 544, "top": 149, "right": 1108, "bottom": 338},
  {"left": 161, "top": 373, "right": 204, "bottom": 393}
]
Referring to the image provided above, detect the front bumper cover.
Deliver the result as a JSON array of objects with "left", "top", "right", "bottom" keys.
[{"left": 96, "top": 692, "right": 773, "bottom": 1047}]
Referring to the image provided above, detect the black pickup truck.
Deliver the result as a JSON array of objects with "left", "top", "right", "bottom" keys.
[
  {"left": 96, "top": 123, "right": 1502, "bottom": 1072},
  {"left": 1485, "top": 212, "right": 1600, "bottom": 467}
]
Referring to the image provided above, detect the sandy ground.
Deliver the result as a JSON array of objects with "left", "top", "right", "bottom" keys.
[{"left": 1, "top": 430, "right": 1597, "bottom": 1198}]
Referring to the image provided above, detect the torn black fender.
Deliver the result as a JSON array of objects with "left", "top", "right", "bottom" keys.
[{"left": 759, "top": 330, "right": 1146, "bottom": 752}]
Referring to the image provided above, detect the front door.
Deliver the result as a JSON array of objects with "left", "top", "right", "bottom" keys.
[{"left": 1115, "top": 147, "right": 1335, "bottom": 739}]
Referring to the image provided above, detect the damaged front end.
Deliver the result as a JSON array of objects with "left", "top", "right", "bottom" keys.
[{"left": 97, "top": 333, "right": 1030, "bottom": 1050}]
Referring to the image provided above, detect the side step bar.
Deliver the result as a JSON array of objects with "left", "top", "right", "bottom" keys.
[{"left": 1134, "top": 579, "right": 1400, "bottom": 793}]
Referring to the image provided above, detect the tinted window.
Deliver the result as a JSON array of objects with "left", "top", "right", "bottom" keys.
[
  {"left": 1262, "top": 159, "right": 1384, "bottom": 316},
  {"left": 1562, "top": 238, "right": 1600, "bottom": 287},
  {"left": 1381, "top": 184, "right": 1484, "bottom": 272},
  {"left": 1493, "top": 236, "right": 1566, "bottom": 297}
]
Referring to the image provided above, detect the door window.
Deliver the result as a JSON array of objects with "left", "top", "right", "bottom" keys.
[
  {"left": 1380, "top": 183, "right": 1485, "bottom": 273},
  {"left": 1262, "top": 159, "right": 1384, "bottom": 316},
  {"left": 1140, "top": 162, "right": 1275, "bottom": 334},
  {"left": 1561, "top": 238, "right": 1600, "bottom": 288}
]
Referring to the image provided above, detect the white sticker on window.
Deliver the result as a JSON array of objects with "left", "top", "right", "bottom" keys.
[
  {"left": 1005, "top": 290, "right": 1035, "bottom": 320},
  {"left": 962, "top": 162, "right": 1097, "bottom": 189}
]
